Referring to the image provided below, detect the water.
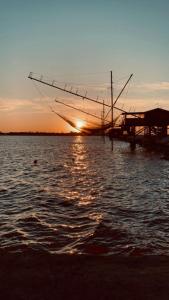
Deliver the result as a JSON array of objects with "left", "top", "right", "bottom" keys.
[{"left": 0, "top": 135, "right": 169, "bottom": 255}]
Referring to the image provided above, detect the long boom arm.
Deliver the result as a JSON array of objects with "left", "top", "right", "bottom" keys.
[
  {"left": 28, "top": 72, "right": 128, "bottom": 114},
  {"left": 28, "top": 72, "right": 110, "bottom": 108},
  {"left": 28, "top": 72, "right": 139, "bottom": 118}
]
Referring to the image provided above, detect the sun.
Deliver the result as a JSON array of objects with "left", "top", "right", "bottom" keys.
[{"left": 76, "top": 119, "right": 85, "bottom": 130}]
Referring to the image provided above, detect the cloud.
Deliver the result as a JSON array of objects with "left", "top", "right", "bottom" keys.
[
  {"left": 0, "top": 97, "right": 52, "bottom": 114},
  {"left": 116, "top": 96, "right": 169, "bottom": 113},
  {"left": 136, "top": 81, "right": 169, "bottom": 91}
]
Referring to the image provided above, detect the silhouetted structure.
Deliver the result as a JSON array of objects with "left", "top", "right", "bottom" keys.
[{"left": 122, "top": 108, "right": 169, "bottom": 137}]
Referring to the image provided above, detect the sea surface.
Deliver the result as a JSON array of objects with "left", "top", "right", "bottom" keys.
[{"left": 0, "top": 135, "right": 169, "bottom": 255}]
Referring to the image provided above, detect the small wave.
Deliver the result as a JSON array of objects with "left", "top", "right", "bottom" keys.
[
  {"left": 0, "top": 187, "right": 8, "bottom": 192},
  {"left": 1, "top": 229, "right": 27, "bottom": 241},
  {"left": 93, "top": 222, "right": 128, "bottom": 241},
  {"left": 124, "top": 245, "right": 154, "bottom": 256},
  {"left": 18, "top": 216, "right": 40, "bottom": 223},
  {"left": 148, "top": 217, "right": 168, "bottom": 227}
]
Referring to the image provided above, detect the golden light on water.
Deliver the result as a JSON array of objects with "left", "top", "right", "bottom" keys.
[{"left": 76, "top": 119, "right": 85, "bottom": 130}]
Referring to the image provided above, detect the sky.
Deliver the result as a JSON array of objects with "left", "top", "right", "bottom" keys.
[{"left": 0, "top": 0, "right": 169, "bottom": 132}]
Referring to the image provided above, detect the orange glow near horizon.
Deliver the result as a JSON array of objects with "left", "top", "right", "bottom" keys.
[
  {"left": 0, "top": 111, "right": 74, "bottom": 133},
  {"left": 1, "top": 95, "right": 168, "bottom": 133}
]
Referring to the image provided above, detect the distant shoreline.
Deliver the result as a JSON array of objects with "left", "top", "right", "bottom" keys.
[
  {"left": 0, "top": 132, "right": 87, "bottom": 136},
  {"left": 0, "top": 132, "right": 104, "bottom": 136}
]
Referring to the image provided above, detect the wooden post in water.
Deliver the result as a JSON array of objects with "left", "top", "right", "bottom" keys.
[{"left": 102, "top": 100, "right": 105, "bottom": 143}]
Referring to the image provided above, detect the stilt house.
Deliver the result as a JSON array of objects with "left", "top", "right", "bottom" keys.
[{"left": 122, "top": 108, "right": 169, "bottom": 136}]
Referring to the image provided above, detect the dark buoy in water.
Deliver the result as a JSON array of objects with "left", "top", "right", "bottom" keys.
[{"left": 33, "top": 159, "right": 38, "bottom": 165}]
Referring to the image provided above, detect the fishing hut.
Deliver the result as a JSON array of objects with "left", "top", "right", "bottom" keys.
[{"left": 120, "top": 108, "right": 169, "bottom": 149}]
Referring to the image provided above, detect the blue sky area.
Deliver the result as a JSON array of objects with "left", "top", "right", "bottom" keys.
[{"left": 0, "top": 0, "right": 169, "bottom": 131}]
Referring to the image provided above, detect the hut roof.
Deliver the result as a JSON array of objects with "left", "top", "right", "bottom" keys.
[
  {"left": 123, "top": 108, "right": 169, "bottom": 127},
  {"left": 122, "top": 108, "right": 169, "bottom": 115}
]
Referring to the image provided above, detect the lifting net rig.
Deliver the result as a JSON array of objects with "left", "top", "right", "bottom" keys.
[{"left": 28, "top": 71, "right": 133, "bottom": 134}]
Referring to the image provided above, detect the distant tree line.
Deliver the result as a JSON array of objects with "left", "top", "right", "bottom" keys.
[{"left": 0, "top": 131, "right": 88, "bottom": 136}]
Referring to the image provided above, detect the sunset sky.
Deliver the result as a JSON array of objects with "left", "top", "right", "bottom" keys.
[{"left": 0, "top": 0, "right": 169, "bottom": 132}]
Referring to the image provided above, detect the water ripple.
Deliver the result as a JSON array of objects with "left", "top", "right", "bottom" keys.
[{"left": 0, "top": 135, "right": 169, "bottom": 255}]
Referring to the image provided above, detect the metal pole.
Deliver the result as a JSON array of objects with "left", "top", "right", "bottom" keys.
[
  {"left": 110, "top": 71, "right": 113, "bottom": 126},
  {"left": 102, "top": 100, "right": 105, "bottom": 142},
  {"left": 110, "top": 71, "right": 114, "bottom": 150}
]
